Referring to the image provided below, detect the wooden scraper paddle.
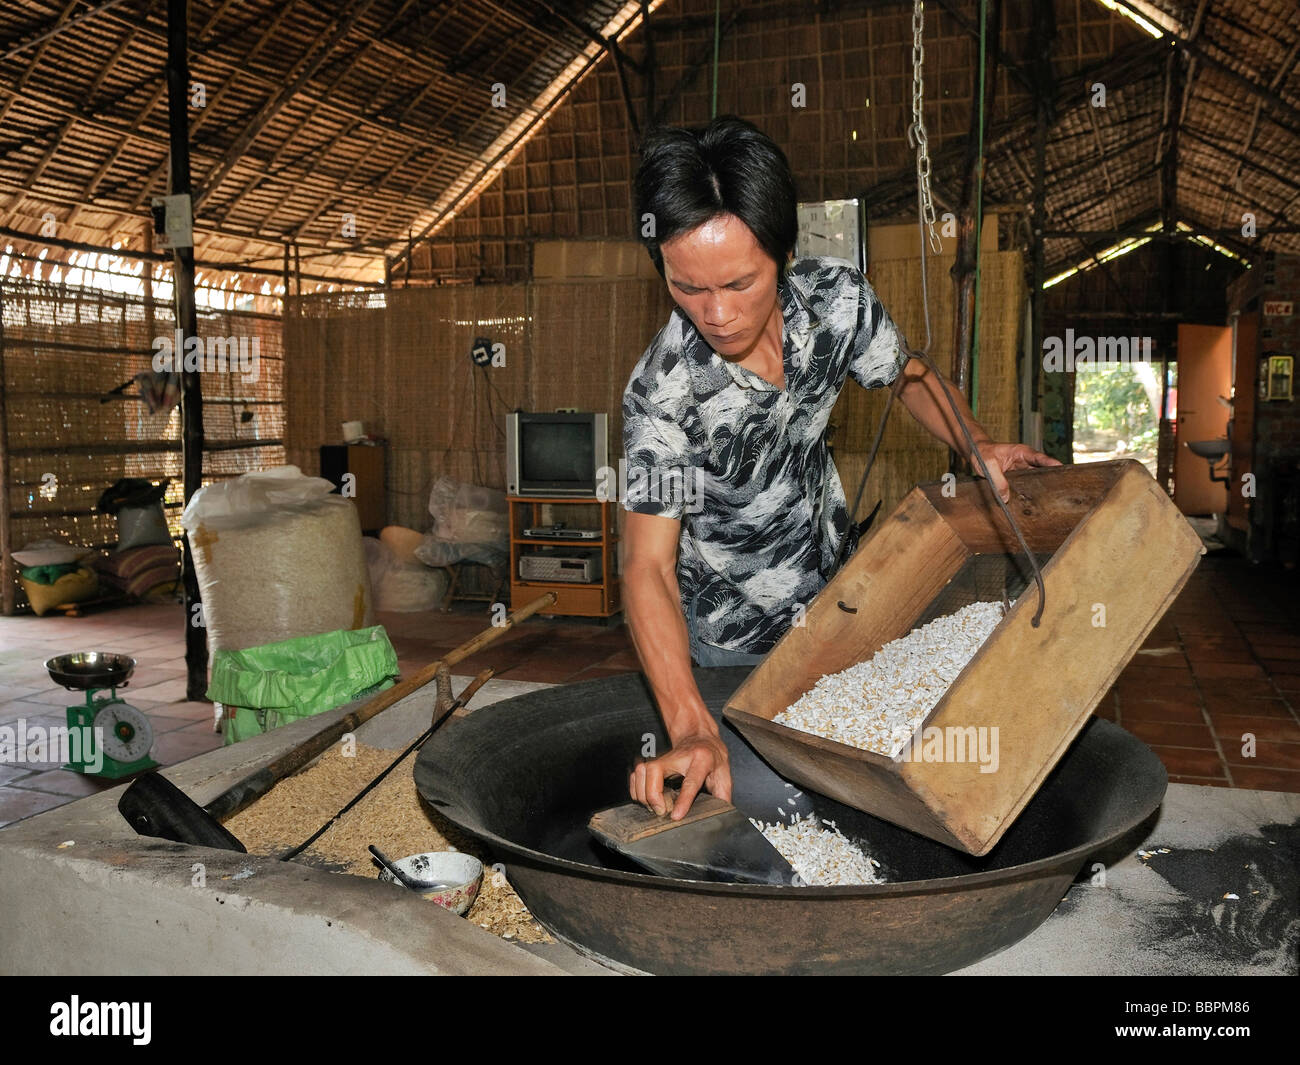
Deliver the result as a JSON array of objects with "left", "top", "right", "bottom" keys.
[{"left": 588, "top": 787, "right": 796, "bottom": 885}]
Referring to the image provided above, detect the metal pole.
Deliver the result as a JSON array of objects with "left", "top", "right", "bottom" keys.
[{"left": 167, "top": 0, "right": 208, "bottom": 700}]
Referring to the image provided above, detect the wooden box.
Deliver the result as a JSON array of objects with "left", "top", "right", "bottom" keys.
[{"left": 722, "top": 460, "right": 1203, "bottom": 856}]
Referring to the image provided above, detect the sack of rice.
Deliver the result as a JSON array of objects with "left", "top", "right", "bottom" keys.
[
  {"left": 182, "top": 466, "right": 373, "bottom": 652},
  {"left": 364, "top": 537, "right": 449, "bottom": 612}
]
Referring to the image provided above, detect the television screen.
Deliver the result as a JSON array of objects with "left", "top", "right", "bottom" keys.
[{"left": 520, "top": 421, "right": 592, "bottom": 484}]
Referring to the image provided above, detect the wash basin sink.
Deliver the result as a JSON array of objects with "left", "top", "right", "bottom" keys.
[{"left": 1186, "top": 439, "right": 1230, "bottom": 460}]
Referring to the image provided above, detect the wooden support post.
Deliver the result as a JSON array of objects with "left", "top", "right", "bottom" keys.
[
  {"left": 167, "top": 0, "right": 207, "bottom": 701},
  {"left": 949, "top": 0, "right": 1001, "bottom": 407},
  {"left": 641, "top": 0, "right": 655, "bottom": 132},
  {"left": 142, "top": 218, "right": 156, "bottom": 341},
  {"left": 0, "top": 283, "right": 12, "bottom": 616},
  {"left": 1027, "top": 2, "right": 1056, "bottom": 430},
  {"left": 1158, "top": 46, "right": 1182, "bottom": 494}
]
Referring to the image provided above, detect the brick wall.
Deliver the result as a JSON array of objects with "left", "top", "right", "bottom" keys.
[{"left": 1228, "top": 253, "right": 1300, "bottom": 563}]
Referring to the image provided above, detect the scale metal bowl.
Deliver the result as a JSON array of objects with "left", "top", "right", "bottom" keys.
[{"left": 45, "top": 651, "right": 136, "bottom": 691}]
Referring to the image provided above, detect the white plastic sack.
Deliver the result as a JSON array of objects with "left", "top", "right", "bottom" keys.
[
  {"left": 185, "top": 467, "right": 372, "bottom": 652},
  {"left": 181, "top": 465, "right": 337, "bottom": 533},
  {"left": 12, "top": 539, "right": 93, "bottom": 567},
  {"left": 365, "top": 537, "right": 448, "bottom": 612}
]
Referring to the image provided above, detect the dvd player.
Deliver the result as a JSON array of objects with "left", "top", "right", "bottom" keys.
[{"left": 524, "top": 525, "right": 601, "bottom": 540}]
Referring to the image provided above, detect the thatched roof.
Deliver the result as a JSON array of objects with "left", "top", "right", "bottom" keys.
[
  {"left": 865, "top": 0, "right": 1300, "bottom": 272},
  {"left": 1, "top": 0, "right": 1295, "bottom": 289},
  {"left": 0, "top": 0, "right": 650, "bottom": 288}
]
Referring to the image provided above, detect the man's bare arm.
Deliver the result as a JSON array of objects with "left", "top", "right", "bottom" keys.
[
  {"left": 894, "top": 358, "right": 1059, "bottom": 499},
  {"left": 622, "top": 511, "right": 732, "bottom": 818}
]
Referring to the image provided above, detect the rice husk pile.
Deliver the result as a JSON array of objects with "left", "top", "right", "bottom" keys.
[
  {"left": 749, "top": 813, "right": 884, "bottom": 886},
  {"left": 223, "top": 741, "right": 552, "bottom": 943},
  {"left": 774, "top": 601, "right": 1003, "bottom": 756}
]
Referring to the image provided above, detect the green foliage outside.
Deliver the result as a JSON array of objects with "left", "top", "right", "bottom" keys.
[{"left": 1075, "top": 363, "right": 1158, "bottom": 454}]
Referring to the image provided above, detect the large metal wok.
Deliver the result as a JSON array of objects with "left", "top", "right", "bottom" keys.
[{"left": 415, "top": 668, "right": 1166, "bottom": 975}]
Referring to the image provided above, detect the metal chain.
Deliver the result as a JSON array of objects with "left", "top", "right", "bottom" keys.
[
  {"left": 908, "top": 0, "right": 943, "bottom": 259},
  {"left": 836, "top": 0, "right": 1047, "bottom": 627}
]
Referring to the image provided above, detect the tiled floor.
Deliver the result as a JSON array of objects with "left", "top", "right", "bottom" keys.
[
  {"left": 1092, "top": 553, "right": 1300, "bottom": 792},
  {"left": 1, "top": 553, "right": 1296, "bottom": 826}
]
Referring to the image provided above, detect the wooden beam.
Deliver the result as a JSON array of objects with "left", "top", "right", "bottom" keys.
[
  {"left": 1027, "top": 0, "right": 1056, "bottom": 421},
  {"left": 0, "top": 282, "right": 12, "bottom": 615},
  {"left": 0, "top": 225, "right": 385, "bottom": 287},
  {"left": 1142, "top": 5, "right": 1300, "bottom": 133},
  {"left": 950, "top": 0, "right": 1002, "bottom": 404},
  {"left": 0, "top": 0, "right": 134, "bottom": 62},
  {"left": 193, "top": 0, "right": 379, "bottom": 205},
  {"left": 933, "top": 0, "right": 1033, "bottom": 95}
]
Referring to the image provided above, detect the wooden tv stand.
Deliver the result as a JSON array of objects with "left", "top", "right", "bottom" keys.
[{"left": 507, "top": 496, "right": 621, "bottom": 619}]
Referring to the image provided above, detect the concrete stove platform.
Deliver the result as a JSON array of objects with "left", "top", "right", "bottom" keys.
[{"left": 1, "top": 677, "right": 1295, "bottom": 975}]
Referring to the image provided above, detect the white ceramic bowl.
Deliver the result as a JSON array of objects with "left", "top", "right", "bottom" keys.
[{"left": 376, "top": 851, "right": 483, "bottom": 916}]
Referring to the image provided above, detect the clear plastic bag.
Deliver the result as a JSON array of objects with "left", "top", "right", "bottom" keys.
[
  {"left": 117, "top": 503, "right": 172, "bottom": 549},
  {"left": 415, "top": 476, "right": 508, "bottom": 569}
]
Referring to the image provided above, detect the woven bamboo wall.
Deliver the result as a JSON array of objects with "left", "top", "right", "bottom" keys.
[
  {"left": 285, "top": 248, "right": 1021, "bottom": 540},
  {"left": 0, "top": 277, "right": 284, "bottom": 609},
  {"left": 830, "top": 244, "right": 1026, "bottom": 521},
  {"left": 283, "top": 281, "right": 676, "bottom": 532}
]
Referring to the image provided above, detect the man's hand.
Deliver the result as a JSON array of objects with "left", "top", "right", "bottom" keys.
[
  {"left": 971, "top": 441, "right": 1062, "bottom": 503},
  {"left": 629, "top": 732, "right": 732, "bottom": 820}
]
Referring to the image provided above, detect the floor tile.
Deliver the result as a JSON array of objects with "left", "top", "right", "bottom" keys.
[
  {"left": 1208, "top": 713, "right": 1300, "bottom": 744},
  {"left": 1122, "top": 720, "right": 1217, "bottom": 749},
  {"left": 0, "top": 787, "right": 70, "bottom": 827},
  {"left": 1118, "top": 699, "right": 1206, "bottom": 724},
  {"left": 1190, "top": 661, "right": 1268, "bottom": 680},
  {"left": 10, "top": 769, "right": 118, "bottom": 798},
  {"left": 1224, "top": 740, "right": 1300, "bottom": 771},
  {"left": 150, "top": 730, "right": 223, "bottom": 765},
  {"left": 1226, "top": 766, "right": 1300, "bottom": 793},
  {"left": 1146, "top": 746, "right": 1226, "bottom": 777},
  {"left": 1198, "top": 678, "right": 1277, "bottom": 698},
  {"left": 1200, "top": 693, "right": 1295, "bottom": 717}
]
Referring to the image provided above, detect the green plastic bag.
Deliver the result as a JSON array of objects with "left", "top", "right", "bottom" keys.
[{"left": 208, "top": 626, "right": 399, "bottom": 745}]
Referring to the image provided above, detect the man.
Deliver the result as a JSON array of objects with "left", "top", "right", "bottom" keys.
[{"left": 621, "top": 116, "right": 1057, "bottom": 821}]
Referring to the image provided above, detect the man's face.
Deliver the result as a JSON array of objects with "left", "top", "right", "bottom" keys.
[{"left": 660, "top": 214, "right": 780, "bottom": 360}]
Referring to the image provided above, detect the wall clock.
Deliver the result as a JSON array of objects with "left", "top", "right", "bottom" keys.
[{"left": 795, "top": 198, "right": 867, "bottom": 273}]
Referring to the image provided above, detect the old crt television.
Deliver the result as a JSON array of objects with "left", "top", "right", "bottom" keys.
[{"left": 505, "top": 411, "right": 609, "bottom": 497}]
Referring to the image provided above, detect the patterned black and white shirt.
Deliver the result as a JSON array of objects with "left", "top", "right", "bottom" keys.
[{"left": 621, "top": 256, "right": 905, "bottom": 654}]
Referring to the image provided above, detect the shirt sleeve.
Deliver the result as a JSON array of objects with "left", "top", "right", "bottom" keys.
[
  {"left": 846, "top": 269, "right": 907, "bottom": 390},
  {"left": 621, "top": 366, "right": 694, "bottom": 521}
]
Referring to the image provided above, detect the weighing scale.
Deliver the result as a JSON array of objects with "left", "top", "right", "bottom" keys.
[{"left": 45, "top": 652, "right": 158, "bottom": 779}]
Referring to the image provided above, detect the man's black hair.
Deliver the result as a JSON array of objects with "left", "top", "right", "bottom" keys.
[{"left": 634, "top": 115, "right": 798, "bottom": 283}]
